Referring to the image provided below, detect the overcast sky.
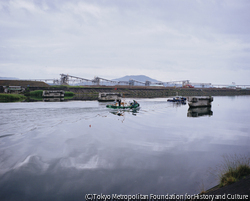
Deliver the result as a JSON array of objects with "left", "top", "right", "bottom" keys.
[{"left": 0, "top": 0, "right": 250, "bottom": 84}]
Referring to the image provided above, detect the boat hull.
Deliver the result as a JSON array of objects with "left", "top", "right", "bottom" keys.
[
  {"left": 106, "top": 103, "right": 140, "bottom": 109},
  {"left": 167, "top": 96, "right": 186, "bottom": 104}
]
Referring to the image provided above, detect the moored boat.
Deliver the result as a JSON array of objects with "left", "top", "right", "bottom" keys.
[
  {"left": 42, "top": 90, "right": 64, "bottom": 98},
  {"left": 106, "top": 100, "right": 140, "bottom": 109},
  {"left": 167, "top": 96, "right": 186, "bottom": 104},
  {"left": 188, "top": 96, "right": 213, "bottom": 107}
]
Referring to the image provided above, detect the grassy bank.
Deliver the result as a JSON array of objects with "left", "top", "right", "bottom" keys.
[
  {"left": 199, "top": 154, "right": 250, "bottom": 196},
  {"left": 0, "top": 93, "right": 26, "bottom": 102},
  {"left": 206, "top": 154, "right": 250, "bottom": 193},
  {"left": 64, "top": 91, "right": 74, "bottom": 97},
  {"left": 27, "top": 86, "right": 250, "bottom": 100},
  {"left": 0, "top": 90, "right": 76, "bottom": 102},
  {"left": 218, "top": 154, "right": 250, "bottom": 187},
  {"left": 29, "top": 90, "right": 43, "bottom": 97}
]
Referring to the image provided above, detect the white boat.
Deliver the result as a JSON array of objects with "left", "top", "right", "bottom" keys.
[
  {"left": 42, "top": 90, "right": 64, "bottom": 98},
  {"left": 188, "top": 96, "right": 213, "bottom": 107}
]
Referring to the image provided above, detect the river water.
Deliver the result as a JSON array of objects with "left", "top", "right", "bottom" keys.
[{"left": 0, "top": 96, "right": 249, "bottom": 200}]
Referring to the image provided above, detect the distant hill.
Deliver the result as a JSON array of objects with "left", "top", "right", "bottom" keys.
[{"left": 113, "top": 75, "right": 159, "bottom": 83}]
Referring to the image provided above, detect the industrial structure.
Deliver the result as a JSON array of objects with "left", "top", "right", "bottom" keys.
[
  {"left": 58, "top": 74, "right": 195, "bottom": 88},
  {"left": 26, "top": 73, "right": 250, "bottom": 89}
]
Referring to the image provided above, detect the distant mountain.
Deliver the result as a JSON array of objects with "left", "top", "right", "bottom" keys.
[
  {"left": 0, "top": 77, "right": 19, "bottom": 80},
  {"left": 113, "top": 75, "right": 159, "bottom": 83}
]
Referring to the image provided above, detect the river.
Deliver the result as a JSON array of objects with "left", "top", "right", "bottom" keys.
[{"left": 0, "top": 96, "right": 249, "bottom": 200}]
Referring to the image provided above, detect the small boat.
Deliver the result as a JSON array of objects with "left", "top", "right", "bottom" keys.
[
  {"left": 167, "top": 96, "right": 186, "bottom": 104},
  {"left": 106, "top": 100, "right": 140, "bottom": 109},
  {"left": 188, "top": 96, "right": 213, "bottom": 107}
]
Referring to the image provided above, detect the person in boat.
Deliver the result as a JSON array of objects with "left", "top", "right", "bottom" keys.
[
  {"left": 131, "top": 100, "right": 137, "bottom": 106},
  {"left": 117, "top": 99, "right": 121, "bottom": 106}
]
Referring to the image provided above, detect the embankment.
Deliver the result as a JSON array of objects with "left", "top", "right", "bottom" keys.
[
  {"left": 0, "top": 80, "right": 50, "bottom": 88},
  {"left": 203, "top": 175, "right": 250, "bottom": 199},
  {"left": 28, "top": 85, "right": 250, "bottom": 100},
  {"left": 0, "top": 93, "right": 26, "bottom": 102},
  {"left": 1, "top": 80, "right": 249, "bottom": 100}
]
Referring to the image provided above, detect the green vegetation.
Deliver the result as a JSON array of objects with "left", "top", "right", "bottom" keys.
[
  {"left": 64, "top": 91, "right": 75, "bottom": 100},
  {"left": 48, "top": 85, "right": 68, "bottom": 88},
  {"left": 28, "top": 96, "right": 43, "bottom": 101},
  {"left": 66, "top": 85, "right": 85, "bottom": 88},
  {"left": 29, "top": 90, "right": 43, "bottom": 97},
  {"left": 50, "top": 85, "right": 85, "bottom": 88},
  {"left": 216, "top": 154, "right": 250, "bottom": 187},
  {"left": 0, "top": 93, "right": 26, "bottom": 102},
  {"left": 64, "top": 91, "right": 74, "bottom": 97}
]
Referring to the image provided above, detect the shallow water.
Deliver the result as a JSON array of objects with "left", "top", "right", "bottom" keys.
[{"left": 0, "top": 96, "right": 249, "bottom": 200}]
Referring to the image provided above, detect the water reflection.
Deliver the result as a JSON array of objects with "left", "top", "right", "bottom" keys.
[
  {"left": 43, "top": 98, "right": 64, "bottom": 102},
  {"left": 168, "top": 102, "right": 186, "bottom": 108},
  {"left": 0, "top": 134, "right": 14, "bottom": 138},
  {"left": 187, "top": 107, "right": 213, "bottom": 117},
  {"left": 1, "top": 97, "right": 249, "bottom": 199},
  {"left": 109, "top": 108, "right": 140, "bottom": 116}
]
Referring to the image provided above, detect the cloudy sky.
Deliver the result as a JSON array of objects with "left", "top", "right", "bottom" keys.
[{"left": 0, "top": 0, "right": 250, "bottom": 84}]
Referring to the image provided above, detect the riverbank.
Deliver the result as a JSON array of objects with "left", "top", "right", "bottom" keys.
[
  {"left": 1, "top": 80, "right": 250, "bottom": 101},
  {"left": 0, "top": 80, "right": 50, "bottom": 88},
  {"left": 203, "top": 175, "right": 250, "bottom": 200},
  {"left": 0, "top": 93, "right": 26, "bottom": 102},
  {"left": 28, "top": 85, "right": 250, "bottom": 100},
  {"left": 197, "top": 154, "right": 250, "bottom": 200}
]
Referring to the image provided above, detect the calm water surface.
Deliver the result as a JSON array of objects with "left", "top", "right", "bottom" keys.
[{"left": 0, "top": 96, "right": 249, "bottom": 200}]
